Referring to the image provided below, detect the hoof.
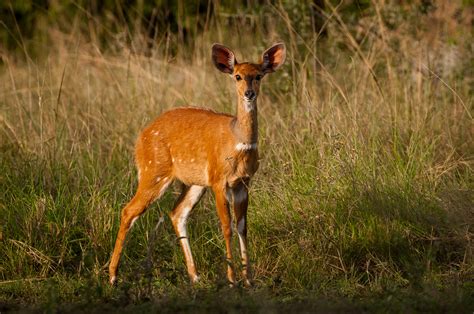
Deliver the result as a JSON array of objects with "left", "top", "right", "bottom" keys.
[
  {"left": 191, "top": 275, "right": 200, "bottom": 284},
  {"left": 109, "top": 276, "right": 117, "bottom": 286},
  {"left": 243, "top": 279, "right": 253, "bottom": 287}
]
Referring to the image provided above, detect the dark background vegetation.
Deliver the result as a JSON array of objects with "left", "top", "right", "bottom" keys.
[{"left": 1, "top": 0, "right": 473, "bottom": 312}]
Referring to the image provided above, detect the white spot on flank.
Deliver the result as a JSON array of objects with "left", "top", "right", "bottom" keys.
[
  {"left": 191, "top": 158, "right": 195, "bottom": 162},
  {"left": 148, "top": 160, "right": 152, "bottom": 164},
  {"left": 236, "top": 142, "right": 257, "bottom": 151},
  {"left": 172, "top": 158, "right": 175, "bottom": 162},
  {"left": 156, "top": 176, "right": 161, "bottom": 182},
  {"left": 153, "top": 130, "right": 159, "bottom": 135}
]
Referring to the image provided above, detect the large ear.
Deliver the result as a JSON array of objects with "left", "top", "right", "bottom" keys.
[
  {"left": 212, "top": 43, "right": 237, "bottom": 74},
  {"left": 261, "top": 43, "right": 286, "bottom": 74}
]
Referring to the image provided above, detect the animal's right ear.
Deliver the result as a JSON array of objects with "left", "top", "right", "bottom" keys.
[{"left": 212, "top": 44, "right": 237, "bottom": 74}]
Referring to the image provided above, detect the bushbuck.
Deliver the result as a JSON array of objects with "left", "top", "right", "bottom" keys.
[{"left": 109, "top": 43, "right": 286, "bottom": 286}]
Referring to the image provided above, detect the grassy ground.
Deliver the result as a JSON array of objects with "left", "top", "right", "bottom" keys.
[{"left": 1, "top": 1, "right": 473, "bottom": 312}]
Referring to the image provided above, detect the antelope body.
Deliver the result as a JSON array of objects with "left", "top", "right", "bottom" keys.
[{"left": 109, "top": 43, "right": 286, "bottom": 286}]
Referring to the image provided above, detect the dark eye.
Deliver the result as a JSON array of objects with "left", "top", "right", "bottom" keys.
[
  {"left": 235, "top": 75, "right": 242, "bottom": 81},
  {"left": 255, "top": 75, "right": 262, "bottom": 81}
]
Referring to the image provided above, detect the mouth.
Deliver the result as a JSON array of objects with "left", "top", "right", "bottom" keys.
[{"left": 243, "top": 96, "right": 256, "bottom": 102}]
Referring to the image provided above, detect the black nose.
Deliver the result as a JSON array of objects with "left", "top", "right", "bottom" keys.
[{"left": 244, "top": 90, "right": 256, "bottom": 99}]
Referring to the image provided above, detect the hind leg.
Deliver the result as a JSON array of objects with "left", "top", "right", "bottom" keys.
[
  {"left": 169, "top": 184, "right": 206, "bottom": 283},
  {"left": 109, "top": 176, "right": 172, "bottom": 285}
]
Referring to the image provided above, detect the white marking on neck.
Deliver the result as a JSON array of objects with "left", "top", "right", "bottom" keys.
[
  {"left": 243, "top": 97, "right": 255, "bottom": 112},
  {"left": 236, "top": 142, "right": 257, "bottom": 151}
]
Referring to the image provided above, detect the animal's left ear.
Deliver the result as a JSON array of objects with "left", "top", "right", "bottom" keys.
[{"left": 261, "top": 43, "right": 286, "bottom": 74}]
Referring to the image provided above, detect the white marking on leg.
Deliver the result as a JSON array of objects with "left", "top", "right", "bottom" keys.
[
  {"left": 238, "top": 233, "right": 247, "bottom": 257},
  {"left": 188, "top": 185, "right": 205, "bottom": 203},
  {"left": 177, "top": 186, "right": 205, "bottom": 238},
  {"left": 237, "top": 218, "right": 248, "bottom": 260},
  {"left": 130, "top": 216, "right": 139, "bottom": 228},
  {"left": 157, "top": 178, "right": 172, "bottom": 198},
  {"left": 177, "top": 206, "right": 191, "bottom": 238},
  {"left": 175, "top": 186, "right": 205, "bottom": 281}
]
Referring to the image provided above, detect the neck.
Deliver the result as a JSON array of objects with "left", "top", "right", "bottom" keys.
[{"left": 234, "top": 98, "right": 258, "bottom": 145}]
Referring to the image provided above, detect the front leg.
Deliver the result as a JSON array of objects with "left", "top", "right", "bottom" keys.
[
  {"left": 232, "top": 182, "right": 252, "bottom": 286},
  {"left": 213, "top": 185, "right": 236, "bottom": 285}
]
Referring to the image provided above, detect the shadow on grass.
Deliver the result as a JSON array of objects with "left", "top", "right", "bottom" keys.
[{"left": 1, "top": 276, "right": 473, "bottom": 313}]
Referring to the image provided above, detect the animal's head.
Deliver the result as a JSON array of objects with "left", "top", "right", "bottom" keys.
[{"left": 212, "top": 43, "right": 286, "bottom": 110}]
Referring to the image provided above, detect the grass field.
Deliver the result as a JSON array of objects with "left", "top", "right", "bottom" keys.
[{"left": 1, "top": 1, "right": 473, "bottom": 312}]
